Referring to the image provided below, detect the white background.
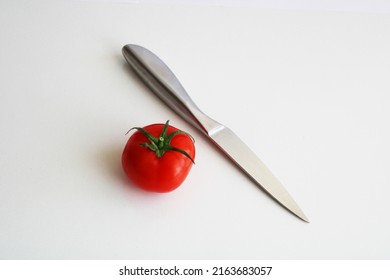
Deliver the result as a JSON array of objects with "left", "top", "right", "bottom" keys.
[{"left": 1, "top": 0, "right": 390, "bottom": 259}]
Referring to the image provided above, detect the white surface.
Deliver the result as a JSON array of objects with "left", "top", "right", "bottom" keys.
[
  {"left": 107, "top": 0, "right": 390, "bottom": 13},
  {"left": 1, "top": 0, "right": 390, "bottom": 259}
]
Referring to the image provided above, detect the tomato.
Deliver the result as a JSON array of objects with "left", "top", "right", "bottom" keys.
[{"left": 121, "top": 120, "right": 195, "bottom": 192}]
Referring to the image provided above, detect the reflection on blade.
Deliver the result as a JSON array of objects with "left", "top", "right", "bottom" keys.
[{"left": 209, "top": 126, "right": 309, "bottom": 222}]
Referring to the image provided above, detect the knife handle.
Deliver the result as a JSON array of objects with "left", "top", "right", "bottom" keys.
[{"left": 122, "top": 44, "right": 222, "bottom": 136}]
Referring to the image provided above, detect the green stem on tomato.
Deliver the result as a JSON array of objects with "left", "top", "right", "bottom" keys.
[{"left": 130, "top": 120, "right": 195, "bottom": 164}]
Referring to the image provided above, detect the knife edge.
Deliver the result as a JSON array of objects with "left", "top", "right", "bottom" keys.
[{"left": 209, "top": 126, "right": 309, "bottom": 222}]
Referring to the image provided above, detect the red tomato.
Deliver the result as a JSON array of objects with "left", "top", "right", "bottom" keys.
[{"left": 122, "top": 121, "right": 195, "bottom": 192}]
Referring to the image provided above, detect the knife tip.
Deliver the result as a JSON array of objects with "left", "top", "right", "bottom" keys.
[
  {"left": 297, "top": 212, "right": 310, "bottom": 223},
  {"left": 302, "top": 217, "right": 310, "bottom": 223}
]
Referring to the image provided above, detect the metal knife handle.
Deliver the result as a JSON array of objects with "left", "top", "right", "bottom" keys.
[{"left": 122, "top": 44, "right": 222, "bottom": 135}]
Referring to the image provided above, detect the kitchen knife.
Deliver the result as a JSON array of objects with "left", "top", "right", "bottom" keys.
[{"left": 122, "top": 44, "right": 309, "bottom": 222}]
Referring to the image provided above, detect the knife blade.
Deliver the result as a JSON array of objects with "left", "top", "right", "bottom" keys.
[{"left": 122, "top": 44, "right": 309, "bottom": 222}]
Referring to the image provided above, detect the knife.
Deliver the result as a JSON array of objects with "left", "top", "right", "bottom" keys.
[{"left": 122, "top": 44, "right": 309, "bottom": 222}]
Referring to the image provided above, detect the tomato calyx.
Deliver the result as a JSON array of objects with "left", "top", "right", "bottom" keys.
[{"left": 128, "top": 120, "right": 195, "bottom": 164}]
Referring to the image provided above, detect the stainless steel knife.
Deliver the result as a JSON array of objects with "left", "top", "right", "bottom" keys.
[{"left": 122, "top": 44, "right": 309, "bottom": 222}]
